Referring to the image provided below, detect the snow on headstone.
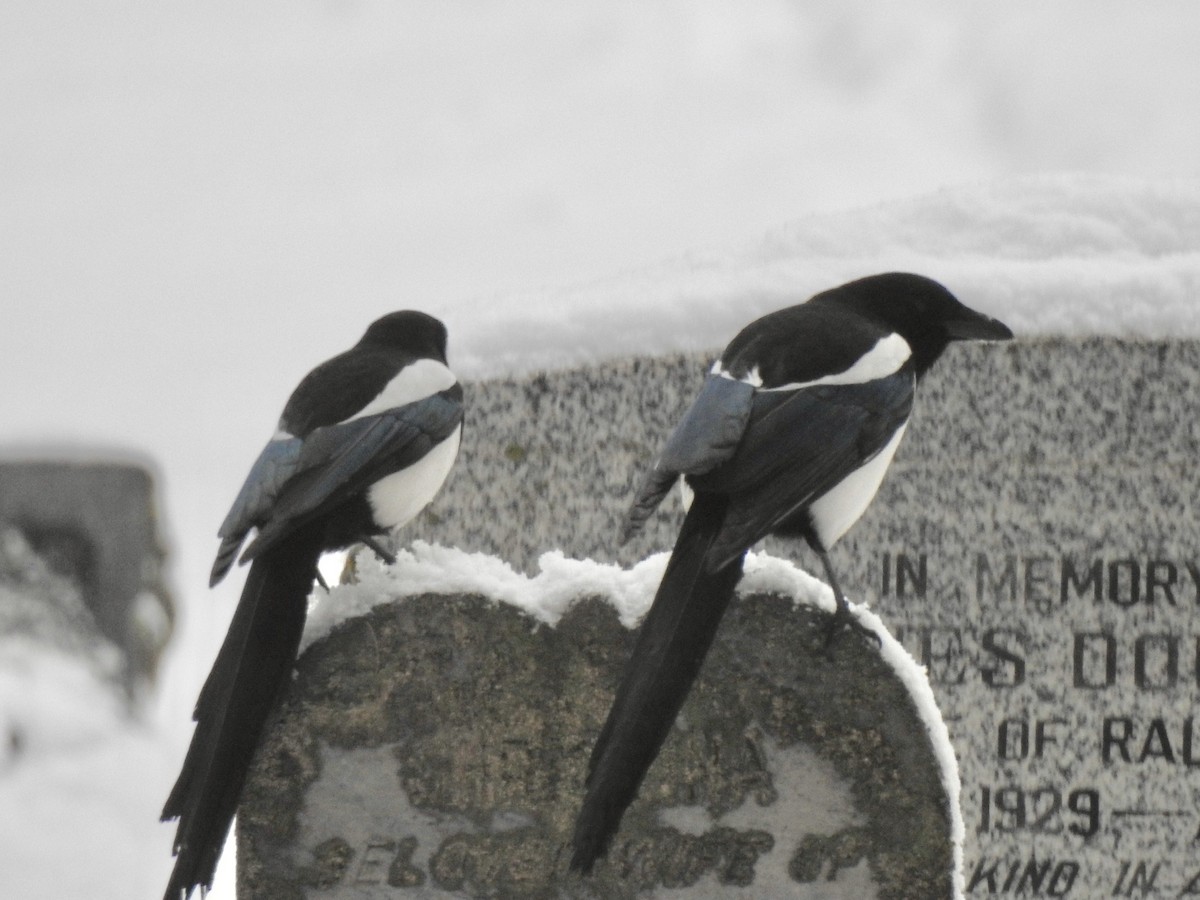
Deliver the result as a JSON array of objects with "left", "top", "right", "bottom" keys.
[
  {"left": 449, "top": 174, "right": 1200, "bottom": 381},
  {"left": 239, "top": 553, "right": 958, "bottom": 899}
]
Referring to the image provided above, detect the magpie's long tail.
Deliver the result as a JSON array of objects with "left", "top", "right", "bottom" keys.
[
  {"left": 570, "top": 494, "right": 744, "bottom": 873},
  {"left": 161, "top": 527, "right": 323, "bottom": 900}
]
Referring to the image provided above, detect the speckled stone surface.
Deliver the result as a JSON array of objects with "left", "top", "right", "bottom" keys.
[
  {"left": 404, "top": 339, "right": 1200, "bottom": 572},
  {"left": 239, "top": 594, "right": 952, "bottom": 899},
  {"left": 246, "top": 337, "right": 1200, "bottom": 898}
]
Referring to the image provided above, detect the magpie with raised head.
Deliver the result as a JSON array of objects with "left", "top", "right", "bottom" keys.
[
  {"left": 162, "top": 311, "right": 463, "bottom": 900},
  {"left": 570, "top": 272, "right": 1012, "bottom": 872}
]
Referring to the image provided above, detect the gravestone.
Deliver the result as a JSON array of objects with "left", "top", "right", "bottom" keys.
[
  {"left": 239, "top": 583, "right": 956, "bottom": 899},
  {"left": 0, "top": 459, "right": 174, "bottom": 693},
  {"left": 241, "top": 337, "right": 1199, "bottom": 897}
]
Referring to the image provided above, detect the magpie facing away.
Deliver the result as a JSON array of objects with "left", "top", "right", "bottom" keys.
[
  {"left": 161, "top": 311, "right": 463, "bottom": 900},
  {"left": 570, "top": 272, "right": 1012, "bottom": 872}
]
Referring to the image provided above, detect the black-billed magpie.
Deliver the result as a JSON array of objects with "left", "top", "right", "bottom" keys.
[
  {"left": 570, "top": 272, "right": 1012, "bottom": 872},
  {"left": 161, "top": 311, "right": 463, "bottom": 900}
]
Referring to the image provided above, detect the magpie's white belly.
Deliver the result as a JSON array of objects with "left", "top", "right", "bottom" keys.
[
  {"left": 367, "top": 425, "right": 461, "bottom": 530},
  {"left": 808, "top": 422, "right": 907, "bottom": 548}
]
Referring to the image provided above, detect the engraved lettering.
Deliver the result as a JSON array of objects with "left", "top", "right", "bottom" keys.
[
  {"left": 897, "top": 552, "right": 927, "bottom": 599},
  {"left": 977, "top": 554, "right": 1018, "bottom": 603},
  {"left": 1074, "top": 632, "right": 1116, "bottom": 689},
  {"left": 1108, "top": 559, "right": 1141, "bottom": 607},
  {"left": 949, "top": 557, "right": 1200, "bottom": 607},
  {"left": 301, "top": 837, "right": 354, "bottom": 889},
  {"left": 1187, "top": 562, "right": 1200, "bottom": 599},
  {"left": 387, "top": 836, "right": 425, "bottom": 887},
  {"left": 1145, "top": 560, "right": 1178, "bottom": 604},
  {"left": 911, "top": 626, "right": 968, "bottom": 685},
  {"left": 980, "top": 628, "right": 1026, "bottom": 687},
  {"left": 965, "top": 857, "right": 1079, "bottom": 895},
  {"left": 1001, "top": 860, "right": 1019, "bottom": 892},
  {"left": 1133, "top": 633, "right": 1178, "bottom": 690},
  {"left": 880, "top": 551, "right": 929, "bottom": 598},
  {"left": 1102, "top": 718, "right": 1133, "bottom": 763},
  {"left": 978, "top": 785, "right": 1101, "bottom": 839},
  {"left": 1048, "top": 861, "right": 1079, "bottom": 895},
  {"left": 966, "top": 856, "right": 1001, "bottom": 892},
  {"left": 355, "top": 840, "right": 397, "bottom": 885},
  {"left": 1099, "top": 717, "right": 1200, "bottom": 765},
  {"left": 1029, "top": 788, "right": 1063, "bottom": 834},
  {"left": 1015, "top": 857, "right": 1053, "bottom": 893},
  {"left": 1061, "top": 557, "right": 1102, "bottom": 603},
  {"left": 1185, "top": 717, "right": 1200, "bottom": 767},
  {"left": 1067, "top": 789, "right": 1100, "bottom": 837},
  {"left": 1138, "top": 719, "right": 1175, "bottom": 763},
  {"left": 998, "top": 718, "right": 1029, "bottom": 760},
  {"left": 1023, "top": 556, "right": 1055, "bottom": 611},
  {"left": 789, "top": 828, "right": 866, "bottom": 884},
  {"left": 1111, "top": 860, "right": 1160, "bottom": 896},
  {"left": 1035, "top": 718, "right": 1067, "bottom": 758}
]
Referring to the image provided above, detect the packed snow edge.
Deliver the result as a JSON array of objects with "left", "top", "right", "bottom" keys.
[
  {"left": 303, "top": 540, "right": 965, "bottom": 895},
  {"left": 452, "top": 174, "right": 1200, "bottom": 380}
]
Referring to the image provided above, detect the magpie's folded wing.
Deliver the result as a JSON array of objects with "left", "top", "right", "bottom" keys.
[
  {"left": 695, "top": 370, "right": 914, "bottom": 568},
  {"left": 239, "top": 387, "right": 463, "bottom": 563},
  {"left": 623, "top": 375, "right": 755, "bottom": 541},
  {"left": 210, "top": 437, "right": 305, "bottom": 585}
]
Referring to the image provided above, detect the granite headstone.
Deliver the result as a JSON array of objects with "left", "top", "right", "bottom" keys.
[{"left": 240, "top": 588, "right": 955, "bottom": 899}]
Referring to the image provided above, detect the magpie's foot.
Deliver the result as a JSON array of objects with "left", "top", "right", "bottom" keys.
[
  {"left": 821, "top": 603, "right": 881, "bottom": 658},
  {"left": 360, "top": 535, "right": 397, "bottom": 566},
  {"left": 315, "top": 568, "right": 331, "bottom": 593}
]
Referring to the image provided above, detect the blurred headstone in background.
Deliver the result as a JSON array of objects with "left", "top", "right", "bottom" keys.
[{"left": 0, "top": 458, "right": 174, "bottom": 698}]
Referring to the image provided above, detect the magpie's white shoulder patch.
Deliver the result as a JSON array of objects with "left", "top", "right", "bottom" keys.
[
  {"left": 761, "top": 332, "right": 911, "bottom": 392},
  {"left": 348, "top": 358, "right": 457, "bottom": 423},
  {"left": 710, "top": 361, "right": 763, "bottom": 388}
]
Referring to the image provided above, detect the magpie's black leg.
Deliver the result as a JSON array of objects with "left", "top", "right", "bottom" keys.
[
  {"left": 314, "top": 568, "right": 331, "bottom": 593},
  {"left": 816, "top": 549, "right": 879, "bottom": 652},
  {"left": 360, "top": 535, "right": 397, "bottom": 566}
]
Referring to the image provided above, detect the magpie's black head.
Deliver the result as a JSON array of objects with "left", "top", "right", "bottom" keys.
[
  {"left": 359, "top": 311, "right": 449, "bottom": 362},
  {"left": 815, "top": 272, "right": 1013, "bottom": 375}
]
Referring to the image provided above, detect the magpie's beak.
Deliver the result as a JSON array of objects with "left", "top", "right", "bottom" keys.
[{"left": 946, "top": 310, "right": 1013, "bottom": 342}]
